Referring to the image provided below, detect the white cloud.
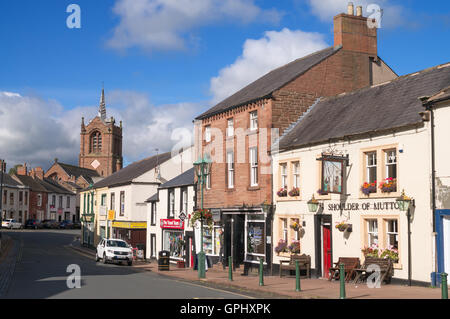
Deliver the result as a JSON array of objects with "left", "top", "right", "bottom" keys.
[
  {"left": 307, "top": 0, "right": 406, "bottom": 28},
  {"left": 0, "top": 90, "right": 203, "bottom": 170},
  {"left": 107, "top": 0, "right": 282, "bottom": 52},
  {"left": 209, "top": 28, "right": 329, "bottom": 104}
]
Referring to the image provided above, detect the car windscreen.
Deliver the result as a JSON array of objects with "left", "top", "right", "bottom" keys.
[{"left": 107, "top": 240, "right": 128, "bottom": 248}]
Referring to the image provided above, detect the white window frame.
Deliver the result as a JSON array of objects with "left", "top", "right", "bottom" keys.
[
  {"left": 37, "top": 194, "right": 42, "bottom": 207},
  {"left": 250, "top": 147, "right": 258, "bottom": 186},
  {"left": 182, "top": 189, "right": 188, "bottom": 214},
  {"left": 280, "top": 164, "right": 288, "bottom": 189},
  {"left": 249, "top": 111, "right": 258, "bottom": 131},
  {"left": 204, "top": 125, "right": 211, "bottom": 142},
  {"left": 227, "top": 151, "right": 234, "bottom": 189},
  {"left": 282, "top": 218, "right": 288, "bottom": 241},
  {"left": 293, "top": 162, "right": 300, "bottom": 189},
  {"left": 366, "top": 152, "right": 377, "bottom": 183},
  {"left": 386, "top": 219, "right": 398, "bottom": 248},
  {"left": 227, "top": 118, "right": 234, "bottom": 137},
  {"left": 367, "top": 219, "right": 378, "bottom": 246},
  {"left": 385, "top": 149, "right": 397, "bottom": 179}
]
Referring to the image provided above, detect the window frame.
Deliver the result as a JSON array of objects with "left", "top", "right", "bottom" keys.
[
  {"left": 249, "top": 111, "right": 258, "bottom": 131},
  {"left": 227, "top": 151, "right": 234, "bottom": 189},
  {"left": 227, "top": 118, "right": 234, "bottom": 137},
  {"left": 250, "top": 147, "right": 258, "bottom": 187},
  {"left": 204, "top": 125, "right": 211, "bottom": 143}
]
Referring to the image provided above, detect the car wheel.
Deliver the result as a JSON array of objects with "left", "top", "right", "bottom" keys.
[
  {"left": 95, "top": 253, "right": 100, "bottom": 262},
  {"left": 103, "top": 253, "right": 107, "bottom": 264}
]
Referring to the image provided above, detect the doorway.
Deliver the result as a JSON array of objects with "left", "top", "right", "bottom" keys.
[
  {"left": 224, "top": 214, "right": 245, "bottom": 269},
  {"left": 314, "top": 214, "right": 333, "bottom": 278},
  {"left": 444, "top": 216, "right": 450, "bottom": 274}
]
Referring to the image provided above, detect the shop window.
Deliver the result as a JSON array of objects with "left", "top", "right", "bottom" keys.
[
  {"left": 247, "top": 219, "right": 265, "bottom": 256},
  {"left": 163, "top": 230, "right": 184, "bottom": 258}
]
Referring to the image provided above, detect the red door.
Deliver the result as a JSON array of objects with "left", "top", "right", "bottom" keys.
[{"left": 322, "top": 225, "right": 332, "bottom": 278}]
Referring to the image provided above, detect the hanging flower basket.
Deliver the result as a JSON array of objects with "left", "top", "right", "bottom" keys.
[
  {"left": 361, "top": 182, "right": 377, "bottom": 196},
  {"left": 288, "top": 187, "right": 300, "bottom": 197},
  {"left": 290, "top": 221, "right": 301, "bottom": 232},
  {"left": 277, "top": 188, "right": 288, "bottom": 197},
  {"left": 379, "top": 178, "right": 397, "bottom": 193},
  {"left": 335, "top": 221, "right": 349, "bottom": 232},
  {"left": 189, "top": 209, "right": 213, "bottom": 228}
]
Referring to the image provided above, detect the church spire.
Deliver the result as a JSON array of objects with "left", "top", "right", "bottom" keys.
[{"left": 98, "top": 84, "right": 106, "bottom": 121}]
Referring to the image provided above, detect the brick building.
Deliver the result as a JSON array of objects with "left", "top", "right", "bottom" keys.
[
  {"left": 79, "top": 87, "right": 123, "bottom": 178},
  {"left": 193, "top": 4, "right": 397, "bottom": 272}
]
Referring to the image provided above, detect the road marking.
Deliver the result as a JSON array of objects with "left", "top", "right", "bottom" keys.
[{"left": 173, "top": 280, "right": 255, "bottom": 299}]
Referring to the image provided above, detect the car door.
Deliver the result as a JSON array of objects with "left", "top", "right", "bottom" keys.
[{"left": 97, "top": 239, "right": 104, "bottom": 256}]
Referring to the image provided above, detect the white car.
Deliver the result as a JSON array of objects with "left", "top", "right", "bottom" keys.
[
  {"left": 2, "top": 219, "right": 23, "bottom": 229},
  {"left": 96, "top": 239, "right": 133, "bottom": 266}
]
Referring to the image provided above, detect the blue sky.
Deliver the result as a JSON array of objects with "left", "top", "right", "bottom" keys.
[{"left": 0, "top": 0, "right": 449, "bottom": 169}]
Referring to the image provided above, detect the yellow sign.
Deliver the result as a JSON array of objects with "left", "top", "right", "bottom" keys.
[
  {"left": 112, "top": 221, "right": 147, "bottom": 229},
  {"left": 107, "top": 210, "right": 115, "bottom": 220}
]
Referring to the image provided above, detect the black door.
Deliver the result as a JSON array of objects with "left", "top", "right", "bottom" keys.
[{"left": 233, "top": 214, "right": 245, "bottom": 267}]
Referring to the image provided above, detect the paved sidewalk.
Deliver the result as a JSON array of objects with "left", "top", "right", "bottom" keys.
[{"left": 69, "top": 244, "right": 448, "bottom": 299}]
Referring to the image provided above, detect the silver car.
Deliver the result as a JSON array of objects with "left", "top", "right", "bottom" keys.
[{"left": 2, "top": 219, "right": 23, "bottom": 229}]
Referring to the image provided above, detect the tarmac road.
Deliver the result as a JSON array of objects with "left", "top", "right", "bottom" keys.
[{"left": 0, "top": 229, "right": 253, "bottom": 299}]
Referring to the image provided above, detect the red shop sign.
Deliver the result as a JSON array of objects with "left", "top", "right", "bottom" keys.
[{"left": 160, "top": 219, "right": 184, "bottom": 230}]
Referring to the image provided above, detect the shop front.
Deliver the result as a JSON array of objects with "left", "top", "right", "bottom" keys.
[
  {"left": 81, "top": 213, "right": 95, "bottom": 248},
  {"left": 112, "top": 221, "right": 147, "bottom": 257},
  {"left": 160, "top": 218, "right": 187, "bottom": 265}
]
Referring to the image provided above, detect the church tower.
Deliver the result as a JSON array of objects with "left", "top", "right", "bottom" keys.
[{"left": 79, "top": 87, "right": 123, "bottom": 177}]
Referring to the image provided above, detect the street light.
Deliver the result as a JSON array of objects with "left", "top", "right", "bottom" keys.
[
  {"left": 396, "top": 189, "right": 415, "bottom": 286},
  {"left": 193, "top": 155, "right": 212, "bottom": 279},
  {"left": 307, "top": 194, "right": 320, "bottom": 213}
]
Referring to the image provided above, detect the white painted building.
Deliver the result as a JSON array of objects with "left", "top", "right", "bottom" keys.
[
  {"left": 272, "top": 63, "right": 450, "bottom": 285},
  {"left": 1, "top": 172, "right": 30, "bottom": 224}
]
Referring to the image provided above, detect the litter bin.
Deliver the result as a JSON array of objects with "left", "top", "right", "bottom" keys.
[{"left": 158, "top": 251, "right": 170, "bottom": 271}]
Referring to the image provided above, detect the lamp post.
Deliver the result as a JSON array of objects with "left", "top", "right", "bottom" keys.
[
  {"left": 193, "top": 155, "right": 212, "bottom": 279},
  {"left": 396, "top": 189, "right": 414, "bottom": 287}
]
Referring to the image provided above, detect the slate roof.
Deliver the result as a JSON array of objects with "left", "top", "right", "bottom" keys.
[
  {"left": 92, "top": 152, "right": 172, "bottom": 189},
  {"left": 58, "top": 162, "right": 100, "bottom": 184},
  {"left": 38, "top": 178, "right": 74, "bottom": 195},
  {"left": 279, "top": 63, "right": 450, "bottom": 151},
  {"left": 0, "top": 172, "right": 23, "bottom": 188},
  {"left": 145, "top": 193, "right": 159, "bottom": 203},
  {"left": 13, "top": 175, "right": 47, "bottom": 192},
  {"left": 195, "top": 46, "right": 342, "bottom": 120},
  {"left": 159, "top": 167, "right": 195, "bottom": 189}
]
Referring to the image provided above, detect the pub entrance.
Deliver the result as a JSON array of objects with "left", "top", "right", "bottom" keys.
[{"left": 314, "top": 214, "right": 333, "bottom": 278}]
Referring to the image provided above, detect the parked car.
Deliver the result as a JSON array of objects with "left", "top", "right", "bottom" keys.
[
  {"left": 96, "top": 239, "right": 133, "bottom": 266},
  {"left": 2, "top": 219, "right": 23, "bottom": 229},
  {"left": 25, "top": 219, "right": 41, "bottom": 229},
  {"left": 59, "top": 220, "right": 73, "bottom": 229},
  {"left": 72, "top": 221, "right": 81, "bottom": 229},
  {"left": 41, "top": 219, "right": 59, "bottom": 229}
]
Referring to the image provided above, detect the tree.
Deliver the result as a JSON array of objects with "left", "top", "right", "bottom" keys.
[{"left": 8, "top": 164, "right": 22, "bottom": 175}]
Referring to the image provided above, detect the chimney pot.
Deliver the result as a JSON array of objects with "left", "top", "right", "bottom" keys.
[
  {"left": 356, "top": 6, "right": 363, "bottom": 17},
  {"left": 347, "top": 2, "right": 354, "bottom": 15}
]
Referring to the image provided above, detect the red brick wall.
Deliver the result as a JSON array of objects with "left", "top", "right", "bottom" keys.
[
  {"left": 79, "top": 117, "right": 123, "bottom": 177},
  {"left": 28, "top": 191, "right": 48, "bottom": 220}
]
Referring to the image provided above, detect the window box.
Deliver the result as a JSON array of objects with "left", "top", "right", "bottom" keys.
[
  {"left": 288, "top": 187, "right": 300, "bottom": 197},
  {"left": 379, "top": 178, "right": 397, "bottom": 193},
  {"left": 277, "top": 188, "right": 287, "bottom": 197},
  {"left": 361, "top": 182, "right": 377, "bottom": 196}
]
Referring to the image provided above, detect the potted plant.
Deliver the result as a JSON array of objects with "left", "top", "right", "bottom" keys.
[
  {"left": 274, "top": 239, "right": 288, "bottom": 255},
  {"left": 288, "top": 240, "right": 301, "bottom": 254},
  {"left": 361, "top": 181, "right": 377, "bottom": 196},
  {"left": 277, "top": 188, "right": 288, "bottom": 197},
  {"left": 380, "top": 246, "right": 399, "bottom": 263},
  {"left": 361, "top": 243, "right": 380, "bottom": 258},
  {"left": 290, "top": 221, "right": 301, "bottom": 232},
  {"left": 335, "top": 221, "right": 349, "bottom": 232},
  {"left": 288, "top": 187, "right": 300, "bottom": 197},
  {"left": 379, "top": 178, "right": 397, "bottom": 193},
  {"left": 189, "top": 209, "right": 213, "bottom": 228}
]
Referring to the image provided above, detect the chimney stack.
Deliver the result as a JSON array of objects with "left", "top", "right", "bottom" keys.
[
  {"left": 17, "top": 163, "right": 28, "bottom": 176},
  {"left": 347, "top": 2, "right": 354, "bottom": 15},
  {"left": 356, "top": 6, "right": 363, "bottom": 17},
  {"left": 29, "top": 167, "right": 44, "bottom": 180},
  {"left": 334, "top": 3, "right": 377, "bottom": 57}
]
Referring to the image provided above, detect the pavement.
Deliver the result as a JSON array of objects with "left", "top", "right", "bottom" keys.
[{"left": 68, "top": 242, "right": 449, "bottom": 299}]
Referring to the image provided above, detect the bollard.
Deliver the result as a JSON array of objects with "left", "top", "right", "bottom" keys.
[
  {"left": 339, "top": 263, "right": 346, "bottom": 299},
  {"left": 442, "top": 273, "right": 448, "bottom": 300},
  {"left": 228, "top": 256, "right": 233, "bottom": 281},
  {"left": 259, "top": 258, "right": 264, "bottom": 286},
  {"left": 295, "top": 260, "right": 301, "bottom": 292}
]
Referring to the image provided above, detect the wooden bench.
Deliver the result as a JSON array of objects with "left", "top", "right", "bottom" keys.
[
  {"left": 279, "top": 254, "right": 311, "bottom": 278},
  {"left": 328, "top": 257, "right": 360, "bottom": 282},
  {"left": 353, "top": 257, "right": 394, "bottom": 285}
]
